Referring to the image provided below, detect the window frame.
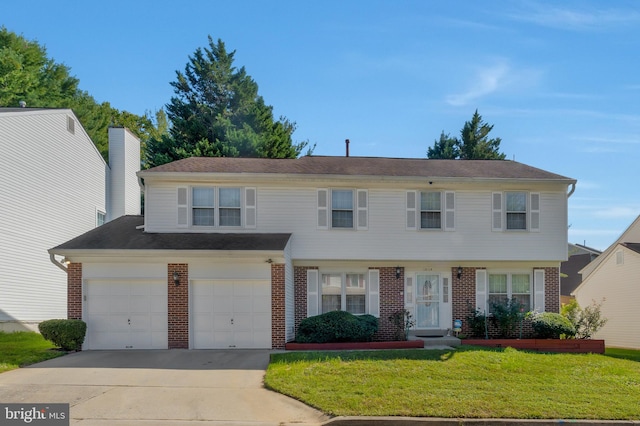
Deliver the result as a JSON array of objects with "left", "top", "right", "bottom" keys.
[
  {"left": 419, "top": 191, "right": 443, "bottom": 230},
  {"left": 492, "top": 191, "right": 540, "bottom": 232},
  {"left": 487, "top": 271, "right": 532, "bottom": 313},
  {"left": 187, "top": 186, "right": 246, "bottom": 229},
  {"left": 330, "top": 189, "right": 355, "bottom": 229},
  {"left": 320, "top": 271, "right": 367, "bottom": 315},
  {"left": 96, "top": 209, "right": 106, "bottom": 227},
  {"left": 505, "top": 191, "right": 527, "bottom": 231}
]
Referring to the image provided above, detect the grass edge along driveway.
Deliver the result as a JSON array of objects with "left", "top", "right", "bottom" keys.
[
  {"left": 0, "top": 331, "right": 65, "bottom": 373},
  {"left": 265, "top": 346, "right": 640, "bottom": 420}
]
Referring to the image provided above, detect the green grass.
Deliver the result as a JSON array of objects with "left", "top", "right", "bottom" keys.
[
  {"left": 0, "top": 331, "right": 66, "bottom": 373},
  {"left": 605, "top": 347, "right": 640, "bottom": 362},
  {"left": 265, "top": 346, "right": 640, "bottom": 419}
]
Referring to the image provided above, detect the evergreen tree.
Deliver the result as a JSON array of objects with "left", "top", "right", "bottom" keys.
[
  {"left": 427, "top": 110, "right": 506, "bottom": 160},
  {"left": 146, "top": 36, "right": 308, "bottom": 168}
]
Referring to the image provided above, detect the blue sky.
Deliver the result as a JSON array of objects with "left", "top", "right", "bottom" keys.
[{"left": 4, "top": 1, "right": 640, "bottom": 251}]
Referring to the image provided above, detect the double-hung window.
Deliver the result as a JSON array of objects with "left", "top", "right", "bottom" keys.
[
  {"left": 331, "top": 190, "right": 354, "bottom": 228},
  {"left": 190, "top": 187, "right": 243, "bottom": 228},
  {"left": 506, "top": 192, "right": 527, "bottom": 230},
  {"left": 321, "top": 273, "right": 366, "bottom": 314},
  {"left": 488, "top": 272, "right": 531, "bottom": 313},
  {"left": 420, "top": 191, "right": 442, "bottom": 229}
]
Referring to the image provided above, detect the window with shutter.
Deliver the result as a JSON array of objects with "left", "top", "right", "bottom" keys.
[
  {"left": 307, "top": 270, "right": 319, "bottom": 317},
  {"left": 357, "top": 189, "right": 368, "bottom": 230},
  {"left": 406, "top": 191, "right": 417, "bottom": 230},
  {"left": 244, "top": 187, "right": 257, "bottom": 228},
  {"left": 492, "top": 192, "right": 502, "bottom": 231},
  {"left": 177, "top": 187, "right": 188, "bottom": 227},
  {"left": 444, "top": 191, "right": 455, "bottom": 231},
  {"left": 475, "top": 270, "right": 488, "bottom": 314},
  {"left": 317, "top": 189, "right": 328, "bottom": 229},
  {"left": 530, "top": 193, "right": 540, "bottom": 232}
]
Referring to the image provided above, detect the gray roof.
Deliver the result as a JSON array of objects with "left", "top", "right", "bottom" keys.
[
  {"left": 50, "top": 216, "right": 291, "bottom": 252},
  {"left": 0, "top": 107, "right": 59, "bottom": 113},
  {"left": 141, "top": 156, "right": 575, "bottom": 182},
  {"left": 622, "top": 243, "right": 640, "bottom": 254}
]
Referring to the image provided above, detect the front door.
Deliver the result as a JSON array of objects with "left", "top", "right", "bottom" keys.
[{"left": 416, "top": 274, "right": 440, "bottom": 328}]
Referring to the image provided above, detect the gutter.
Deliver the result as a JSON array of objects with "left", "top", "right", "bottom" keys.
[
  {"left": 49, "top": 253, "right": 68, "bottom": 273},
  {"left": 567, "top": 182, "right": 576, "bottom": 198}
]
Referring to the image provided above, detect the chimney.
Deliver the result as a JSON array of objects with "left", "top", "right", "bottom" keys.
[
  {"left": 345, "top": 139, "right": 350, "bottom": 157},
  {"left": 107, "top": 127, "right": 141, "bottom": 221}
]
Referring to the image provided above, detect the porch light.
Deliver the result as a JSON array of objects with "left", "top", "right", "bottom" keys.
[
  {"left": 173, "top": 271, "right": 180, "bottom": 286},
  {"left": 457, "top": 266, "right": 463, "bottom": 279},
  {"left": 395, "top": 266, "right": 401, "bottom": 279}
]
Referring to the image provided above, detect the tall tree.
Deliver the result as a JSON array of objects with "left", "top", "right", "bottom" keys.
[
  {"left": 427, "top": 110, "right": 506, "bottom": 160},
  {"left": 146, "top": 36, "right": 308, "bottom": 168},
  {"left": 0, "top": 27, "right": 155, "bottom": 161}
]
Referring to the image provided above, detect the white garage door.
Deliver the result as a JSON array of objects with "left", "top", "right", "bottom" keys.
[
  {"left": 192, "top": 280, "right": 271, "bottom": 349},
  {"left": 85, "top": 280, "right": 168, "bottom": 350}
]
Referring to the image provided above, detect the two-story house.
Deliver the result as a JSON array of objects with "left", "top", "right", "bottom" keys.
[
  {"left": 49, "top": 155, "right": 576, "bottom": 350},
  {"left": 0, "top": 108, "right": 140, "bottom": 332}
]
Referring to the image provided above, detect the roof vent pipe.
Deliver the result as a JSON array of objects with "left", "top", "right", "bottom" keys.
[{"left": 345, "top": 139, "right": 350, "bottom": 157}]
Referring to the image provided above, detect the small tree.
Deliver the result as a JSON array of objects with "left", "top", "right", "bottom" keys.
[
  {"left": 490, "top": 297, "right": 524, "bottom": 338},
  {"left": 561, "top": 299, "right": 608, "bottom": 339},
  {"left": 388, "top": 309, "right": 415, "bottom": 341}
]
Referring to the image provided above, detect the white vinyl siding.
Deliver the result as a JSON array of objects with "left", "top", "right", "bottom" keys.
[{"left": 0, "top": 110, "right": 107, "bottom": 323}]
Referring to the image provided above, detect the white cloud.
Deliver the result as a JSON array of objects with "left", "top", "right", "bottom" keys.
[
  {"left": 508, "top": 4, "right": 640, "bottom": 31},
  {"left": 445, "top": 59, "right": 540, "bottom": 106},
  {"left": 593, "top": 206, "right": 640, "bottom": 219}
]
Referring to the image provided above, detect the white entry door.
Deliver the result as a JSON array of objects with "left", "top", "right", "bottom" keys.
[
  {"left": 405, "top": 273, "right": 451, "bottom": 331},
  {"left": 85, "top": 280, "right": 168, "bottom": 350},
  {"left": 191, "top": 280, "right": 271, "bottom": 349}
]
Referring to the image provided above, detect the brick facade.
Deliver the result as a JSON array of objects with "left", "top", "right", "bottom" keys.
[
  {"left": 168, "top": 263, "right": 189, "bottom": 349},
  {"left": 67, "top": 263, "right": 82, "bottom": 320},
  {"left": 453, "top": 266, "right": 561, "bottom": 338},
  {"left": 271, "top": 263, "right": 286, "bottom": 349}
]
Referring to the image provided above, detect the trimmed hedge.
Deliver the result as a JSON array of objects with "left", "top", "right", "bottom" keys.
[
  {"left": 530, "top": 312, "right": 575, "bottom": 339},
  {"left": 38, "top": 319, "right": 87, "bottom": 351},
  {"left": 296, "top": 311, "right": 378, "bottom": 343}
]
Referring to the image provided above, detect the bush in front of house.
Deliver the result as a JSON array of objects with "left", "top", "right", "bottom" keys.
[
  {"left": 295, "top": 311, "right": 378, "bottom": 343},
  {"left": 530, "top": 312, "right": 575, "bottom": 339},
  {"left": 38, "top": 319, "right": 87, "bottom": 351}
]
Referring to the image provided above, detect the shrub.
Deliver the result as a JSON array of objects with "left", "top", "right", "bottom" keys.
[
  {"left": 561, "top": 299, "right": 608, "bottom": 339},
  {"left": 490, "top": 297, "right": 525, "bottom": 338},
  {"left": 466, "top": 303, "right": 488, "bottom": 338},
  {"left": 388, "top": 309, "right": 415, "bottom": 341},
  {"left": 296, "top": 311, "right": 378, "bottom": 343},
  {"left": 38, "top": 319, "right": 86, "bottom": 351},
  {"left": 530, "top": 312, "right": 576, "bottom": 339}
]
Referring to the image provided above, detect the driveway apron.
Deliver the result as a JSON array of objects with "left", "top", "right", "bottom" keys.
[{"left": 0, "top": 350, "right": 329, "bottom": 425}]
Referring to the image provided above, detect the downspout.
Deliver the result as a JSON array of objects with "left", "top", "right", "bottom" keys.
[
  {"left": 567, "top": 182, "right": 576, "bottom": 198},
  {"left": 49, "top": 253, "right": 68, "bottom": 273}
]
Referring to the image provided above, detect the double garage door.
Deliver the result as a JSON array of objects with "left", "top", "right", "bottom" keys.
[{"left": 84, "top": 279, "right": 271, "bottom": 350}]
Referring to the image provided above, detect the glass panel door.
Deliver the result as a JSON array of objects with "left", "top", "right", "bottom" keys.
[{"left": 416, "top": 274, "right": 440, "bottom": 328}]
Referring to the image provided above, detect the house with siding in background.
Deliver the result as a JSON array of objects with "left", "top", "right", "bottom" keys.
[
  {"left": 50, "top": 154, "right": 576, "bottom": 350},
  {"left": 0, "top": 108, "right": 140, "bottom": 331},
  {"left": 573, "top": 215, "right": 640, "bottom": 349}
]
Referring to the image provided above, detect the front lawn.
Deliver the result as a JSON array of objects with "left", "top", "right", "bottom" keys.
[
  {"left": 0, "top": 331, "right": 66, "bottom": 373},
  {"left": 265, "top": 346, "right": 640, "bottom": 419}
]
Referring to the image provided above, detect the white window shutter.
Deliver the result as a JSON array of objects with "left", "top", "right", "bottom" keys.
[
  {"left": 534, "top": 269, "right": 545, "bottom": 312},
  {"left": 307, "top": 269, "right": 319, "bottom": 317},
  {"left": 317, "top": 189, "right": 328, "bottom": 229},
  {"left": 357, "top": 189, "right": 368, "bottom": 230},
  {"left": 404, "top": 275, "right": 414, "bottom": 318},
  {"left": 177, "top": 187, "right": 188, "bottom": 227},
  {"left": 492, "top": 192, "right": 502, "bottom": 231},
  {"left": 244, "top": 187, "right": 257, "bottom": 229},
  {"left": 368, "top": 269, "right": 380, "bottom": 317},
  {"left": 445, "top": 191, "right": 455, "bottom": 231},
  {"left": 475, "top": 269, "right": 487, "bottom": 314},
  {"left": 406, "top": 191, "right": 417, "bottom": 230},
  {"left": 530, "top": 193, "right": 540, "bottom": 232}
]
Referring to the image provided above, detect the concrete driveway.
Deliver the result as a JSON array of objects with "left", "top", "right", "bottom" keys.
[{"left": 0, "top": 350, "right": 329, "bottom": 425}]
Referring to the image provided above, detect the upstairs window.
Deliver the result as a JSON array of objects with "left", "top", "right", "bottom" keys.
[
  {"left": 182, "top": 186, "right": 251, "bottom": 228},
  {"left": 192, "top": 187, "right": 215, "bottom": 226},
  {"left": 420, "top": 191, "right": 442, "bottom": 229},
  {"left": 219, "top": 188, "right": 241, "bottom": 226},
  {"left": 506, "top": 192, "right": 527, "bottom": 230},
  {"left": 331, "top": 190, "right": 354, "bottom": 228},
  {"left": 96, "top": 210, "right": 106, "bottom": 227}
]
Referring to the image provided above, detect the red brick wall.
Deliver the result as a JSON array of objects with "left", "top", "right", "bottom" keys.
[
  {"left": 271, "top": 264, "right": 286, "bottom": 349},
  {"left": 374, "top": 266, "right": 405, "bottom": 341},
  {"left": 67, "top": 263, "right": 82, "bottom": 320},
  {"left": 293, "top": 266, "right": 316, "bottom": 335},
  {"left": 542, "top": 267, "right": 560, "bottom": 313},
  {"left": 168, "top": 264, "right": 188, "bottom": 349}
]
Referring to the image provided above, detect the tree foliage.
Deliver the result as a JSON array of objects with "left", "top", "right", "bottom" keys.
[
  {"left": 0, "top": 27, "right": 154, "bottom": 161},
  {"left": 146, "top": 36, "right": 309, "bottom": 168},
  {"left": 427, "top": 110, "right": 506, "bottom": 160}
]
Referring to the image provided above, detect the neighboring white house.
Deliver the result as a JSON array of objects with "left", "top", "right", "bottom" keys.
[
  {"left": 0, "top": 108, "right": 140, "bottom": 331},
  {"left": 573, "top": 215, "right": 640, "bottom": 349},
  {"left": 50, "top": 155, "right": 576, "bottom": 350}
]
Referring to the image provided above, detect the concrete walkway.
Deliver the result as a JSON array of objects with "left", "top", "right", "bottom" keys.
[{"left": 0, "top": 350, "right": 329, "bottom": 425}]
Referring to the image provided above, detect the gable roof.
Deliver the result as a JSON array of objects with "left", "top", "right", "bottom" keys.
[
  {"left": 572, "top": 241, "right": 640, "bottom": 296},
  {"left": 580, "top": 214, "right": 640, "bottom": 279},
  {"left": 49, "top": 215, "right": 291, "bottom": 253},
  {"left": 621, "top": 242, "right": 640, "bottom": 254},
  {"left": 140, "top": 156, "right": 576, "bottom": 183}
]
